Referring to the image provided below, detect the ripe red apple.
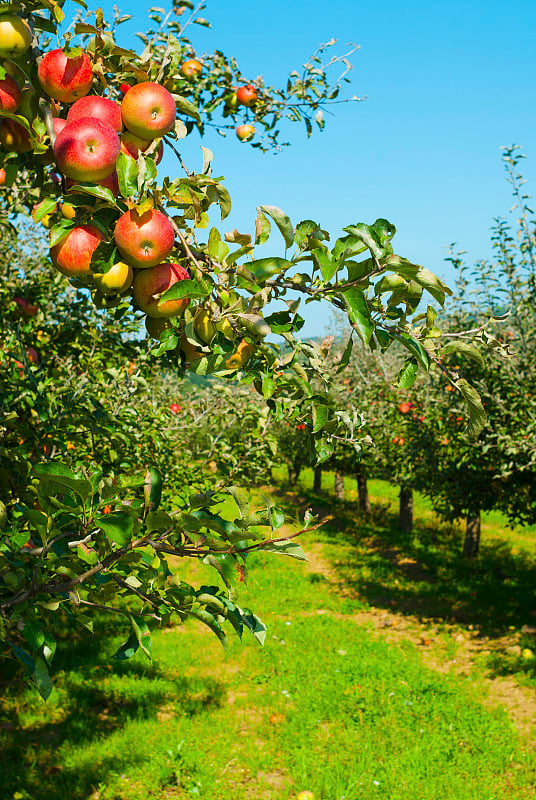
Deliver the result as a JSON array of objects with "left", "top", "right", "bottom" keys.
[
  {"left": 0, "top": 74, "right": 22, "bottom": 113},
  {"left": 180, "top": 59, "right": 203, "bottom": 79},
  {"left": 170, "top": 402, "right": 182, "bottom": 414},
  {"left": 0, "top": 16, "right": 31, "bottom": 59},
  {"left": 38, "top": 48, "right": 93, "bottom": 104},
  {"left": 26, "top": 347, "right": 39, "bottom": 365},
  {"left": 54, "top": 118, "right": 120, "bottom": 182},
  {"left": 114, "top": 208, "right": 174, "bottom": 268},
  {"left": 67, "top": 95, "right": 123, "bottom": 132},
  {"left": 236, "top": 84, "right": 258, "bottom": 107},
  {"left": 53, "top": 117, "right": 68, "bottom": 138},
  {"left": 0, "top": 168, "right": 6, "bottom": 185},
  {"left": 0, "top": 118, "right": 31, "bottom": 152},
  {"left": 121, "top": 82, "right": 176, "bottom": 139},
  {"left": 50, "top": 224, "right": 105, "bottom": 280},
  {"left": 120, "top": 131, "right": 163, "bottom": 165},
  {"left": 133, "top": 262, "right": 190, "bottom": 318},
  {"left": 119, "top": 83, "right": 132, "bottom": 96},
  {"left": 236, "top": 124, "right": 255, "bottom": 142},
  {"left": 399, "top": 402, "right": 410, "bottom": 414}
]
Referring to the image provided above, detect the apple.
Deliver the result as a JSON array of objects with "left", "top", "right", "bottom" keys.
[
  {"left": 61, "top": 202, "right": 76, "bottom": 220},
  {"left": 0, "top": 168, "right": 6, "bottom": 185},
  {"left": 180, "top": 59, "right": 203, "bottom": 79},
  {"left": 119, "top": 83, "right": 132, "bottom": 96},
  {"left": 67, "top": 95, "right": 123, "bottom": 132},
  {"left": 0, "top": 118, "right": 31, "bottom": 152},
  {"left": 50, "top": 223, "right": 105, "bottom": 280},
  {"left": 194, "top": 308, "right": 215, "bottom": 343},
  {"left": 26, "top": 347, "right": 39, "bottom": 365},
  {"left": 120, "top": 131, "right": 163, "bottom": 165},
  {"left": 0, "top": 15, "right": 32, "bottom": 59},
  {"left": 224, "top": 90, "right": 239, "bottom": 112},
  {"left": 224, "top": 339, "right": 253, "bottom": 370},
  {"left": 121, "top": 82, "right": 176, "bottom": 139},
  {"left": 399, "top": 402, "right": 410, "bottom": 414},
  {"left": 170, "top": 402, "right": 182, "bottom": 414},
  {"left": 114, "top": 208, "right": 175, "bottom": 268},
  {"left": 91, "top": 289, "right": 120, "bottom": 309},
  {"left": 133, "top": 262, "right": 190, "bottom": 318},
  {"left": 54, "top": 118, "right": 120, "bottom": 182},
  {"left": 236, "top": 124, "right": 255, "bottom": 142},
  {"left": 0, "top": 74, "right": 22, "bottom": 113},
  {"left": 236, "top": 84, "right": 258, "bottom": 107},
  {"left": 145, "top": 316, "right": 173, "bottom": 340},
  {"left": 93, "top": 261, "right": 133, "bottom": 296},
  {"left": 13, "top": 297, "right": 38, "bottom": 317},
  {"left": 180, "top": 333, "right": 203, "bottom": 363},
  {"left": 37, "top": 48, "right": 94, "bottom": 104},
  {"left": 296, "top": 793, "right": 315, "bottom": 800}
]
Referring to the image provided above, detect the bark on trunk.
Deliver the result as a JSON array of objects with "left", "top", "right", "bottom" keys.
[
  {"left": 334, "top": 471, "right": 345, "bottom": 500},
  {"left": 288, "top": 463, "right": 301, "bottom": 486},
  {"left": 357, "top": 470, "right": 371, "bottom": 514},
  {"left": 313, "top": 465, "right": 322, "bottom": 493},
  {"left": 399, "top": 486, "right": 413, "bottom": 533},
  {"left": 463, "top": 511, "right": 481, "bottom": 558}
]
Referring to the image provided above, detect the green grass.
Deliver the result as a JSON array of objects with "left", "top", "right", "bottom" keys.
[{"left": 2, "top": 474, "right": 536, "bottom": 799}]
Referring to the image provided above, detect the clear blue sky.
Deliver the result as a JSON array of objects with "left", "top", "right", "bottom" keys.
[{"left": 93, "top": 0, "right": 536, "bottom": 335}]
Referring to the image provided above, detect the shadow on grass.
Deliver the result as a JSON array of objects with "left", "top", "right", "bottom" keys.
[
  {"left": 0, "top": 618, "right": 225, "bottom": 800},
  {"left": 274, "top": 481, "right": 536, "bottom": 639}
]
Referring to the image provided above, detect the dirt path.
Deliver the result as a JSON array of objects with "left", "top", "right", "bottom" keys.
[{"left": 302, "top": 539, "right": 536, "bottom": 742}]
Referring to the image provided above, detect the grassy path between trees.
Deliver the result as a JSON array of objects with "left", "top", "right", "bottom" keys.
[{"left": 2, "top": 476, "right": 536, "bottom": 800}]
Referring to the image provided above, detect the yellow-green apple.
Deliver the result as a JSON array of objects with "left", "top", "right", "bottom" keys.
[
  {"left": 0, "top": 74, "right": 22, "bottom": 112},
  {"left": 114, "top": 208, "right": 174, "bottom": 268},
  {"left": 120, "top": 131, "right": 163, "bottom": 164},
  {"left": 67, "top": 95, "right": 123, "bottom": 132},
  {"left": 50, "top": 223, "right": 105, "bottom": 280},
  {"left": 93, "top": 261, "right": 133, "bottom": 296},
  {"left": 0, "top": 16, "right": 31, "bottom": 59},
  {"left": 54, "top": 118, "right": 120, "bottom": 181},
  {"left": 180, "top": 333, "right": 203, "bottom": 363},
  {"left": 37, "top": 49, "right": 93, "bottom": 104},
  {"left": 180, "top": 59, "right": 203, "bottom": 79},
  {"left": 236, "top": 124, "right": 255, "bottom": 142},
  {"left": 236, "top": 84, "right": 258, "bottom": 106},
  {"left": 60, "top": 202, "right": 76, "bottom": 219},
  {"left": 133, "top": 262, "right": 190, "bottom": 318},
  {"left": 91, "top": 289, "right": 120, "bottom": 309},
  {"left": 0, "top": 118, "right": 31, "bottom": 152},
  {"left": 145, "top": 316, "right": 173, "bottom": 340},
  {"left": 194, "top": 308, "right": 215, "bottom": 343},
  {"left": 224, "top": 339, "right": 253, "bottom": 369},
  {"left": 121, "top": 82, "right": 176, "bottom": 139}
]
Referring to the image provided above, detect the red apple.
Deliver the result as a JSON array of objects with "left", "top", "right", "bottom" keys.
[
  {"left": 53, "top": 117, "right": 68, "bottom": 138},
  {"left": 0, "top": 118, "right": 31, "bottom": 152},
  {"left": 121, "top": 82, "right": 176, "bottom": 139},
  {"left": 26, "top": 347, "right": 39, "bottom": 365},
  {"left": 0, "top": 168, "right": 6, "bottom": 185},
  {"left": 67, "top": 95, "right": 123, "bottom": 132},
  {"left": 54, "top": 118, "right": 120, "bottom": 182},
  {"left": 0, "top": 74, "right": 22, "bottom": 113},
  {"left": 13, "top": 297, "right": 38, "bottom": 317},
  {"left": 169, "top": 402, "right": 182, "bottom": 414},
  {"left": 119, "top": 83, "right": 132, "bottom": 96},
  {"left": 120, "top": 131, "right": 163, "bottom": 165},
  {"left": 114, "top": 208, "right": 174, "bottom": 268},
  {"left": 38, "top": 48, "right": 93, "bottom": 104},
  {"left": 133, "top": 262, "right": 190, "bottom": 318},
  {"left": 236, "top": 124, "right": 255, "bottom": 142},
  {"left": 180, "top": 59, "right": 203, "bottom": 79},
  {"left": 399, "top": 402, "right": 410, "bottom": 414},
  {"left": 236, "top": 84, "right": 258, "bottom": 107},
  {"left": 50, "top": 223, "right": 105, "bottom": 280}
]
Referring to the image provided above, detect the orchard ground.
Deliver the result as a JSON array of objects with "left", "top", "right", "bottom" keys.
[{"left": 2, "top": 475, "right": 536, "bottom": 800}]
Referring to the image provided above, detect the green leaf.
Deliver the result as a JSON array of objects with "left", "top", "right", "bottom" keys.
[
  {"left": 33, "top": 463, "right": 92, "bottom": 502},
  {"left": 394, "top": 331, "right": 431, "bottom": 371},
  {"left": 457, "top": 378, "right": 487, "bottom": 439},
  {"left": 413, "top": 267, "right": 452, "bottom": 304},
  {"left": 116, "top": 151, "right": 138, "bottom": 198},
  {"left": 160, "top": 277, "right": 211, "bottom": 301},
  {"left": 397, "top": 358, "right": 419, "bottom": 388},
  {"left": 239, "top": 607, "right": 267, "bottom": 646},
  {"left": 215, "top": 184, "right": 232, "bottom": 220},
  {"left": 336, "top": 335, "right": 353, "bottom": 373},
  {"left": 342, "top": 223, "right": 383, "bottom": 259},
  {"left": 247, "top": 257, "right": 292, "bottom": 282},
  {"left": 113, "top": 629, "right": 139, "bottom": 660},
  {"left": 144, "top": 467, "right": 162, "bottom": 512},
  {"left": 191, "top": 609, "right": 228, "bottom": 649},
  {"left": 255, "top": 207, "right": 271, "bottom": 244},
  {"left": 22, "top": 621, "right": 45, "bottom": 652},
  {"left": 31, "top": 657, "right": 53, "bottom": 701},
  {"left": 312, "top": 402, "right": 328, "bottom": 432},
  {"left": 97, "top": 511, "right": 134, "bottom": 546},
  {"left": 315, "top": 438, "right": 334, "bottom": 464},
  {"left": 313, "top": 245, "right": 338, "bottom": 282},
  {"left": 340, "top": 288, "right": 374, "bottom": 344},
  {"left": 65, "top": 182, "right": 116, "bottom": 204},
  {"left": 130, "top": 615, "right": 152, "bottom": 660},
  {"left": 440, "top": 341, "right": 484, "bottom": 367},
  {"left": 32, "top": 197, "right": 57, "bottom": 223},
  {"left": 257, "top": 540, "right": 307, "bottom": 561},
  {"left": 260, "top": 205, "right": 294, "bottom": 249},
  {"left": 49, "top": 219, "right": 76, "bottom": 248},
  {"left": 174, "top": 94, "right": 201, "bottom": 122},
  {"left": 262, "top": 375, "right": 276, "bottom": 398}
]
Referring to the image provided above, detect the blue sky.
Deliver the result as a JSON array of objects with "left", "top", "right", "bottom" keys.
[{"left": 95, "top": 0, "right": 536, "bottom": 335}]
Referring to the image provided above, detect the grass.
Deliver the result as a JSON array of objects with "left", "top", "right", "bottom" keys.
[{"left": 2, "top": 472, "right": 536, "bottom": 799}]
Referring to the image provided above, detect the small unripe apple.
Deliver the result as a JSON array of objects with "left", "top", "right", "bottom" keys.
[
  {"left": 236, "top": 84, "right": 258, "bottom": 107},
  {"left": 67, "top": 95, "right": 123, "bottom": 132},
  {"left": 224, "top": 339, "right": 253, "bottom": 370},
  {"left": 91, "top": 289, "right": 120, "bottom": 309},
  {"left": 180, "top": 59, "right": 203, "bottom": 79},
  {"left": 194, "top": 308, "right": 215, "bottom": 343},
  {"left": 93, "top": 261, "right": 133, "bottom": 296},
  {"left": 224, "top": 90, "right": 239, "bottom": 112},
  {"left": 0, "top": 74, "right": 22, "bottom": 113},
  {"left": 236, "top": 124, "right": 255, "bottom": 142},
  {"left": 61, "top": 202, "right": 76, "bottom": 220},
  {"left": 38, "top": 49, "right": 94, "bottom": 104},
  {"left": 54, "top": 118, "right": 120, "bottom": 182},
  {"left": 121, "top": 82, "right": 176, "bottom": 139},
  {"left": 114, "top": 208, "right": 175, "bottom": 268},
  {"left": 0, "top": 118, "right": 31, "bottom": 152},
  {"left": 145, "top": 316, "right": 173, "bottom": 340},
  {"left": 50, "top": 224, "right": 105, "bottom": 281},
  {"left": 296, "top": 792, "right": 315, "bottom": 800},
  {"left": 0, "top": 16, "right": 32, "bottom": 59},
  {"left": 133, "top": 262, "right": 190, "bottom": 318}
]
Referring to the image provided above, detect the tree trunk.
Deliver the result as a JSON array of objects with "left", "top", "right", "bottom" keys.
[
  {"left": 357, "top": 470, "right": 371, "bottom": 514},
  {"left": 463, "top": 511, "right": 481, "bottom": 558},
  {"left": 313, "top": 465, "right": 322, "bottom": 493},
  {"left": 288, "top": 463, "right": 301, "bottom": 486},
  {"left": 334, "top": 471, "right": 345, "bottom": 500},
  {"left": 399, "top": 486, "right": 413, "bottom": 533}
]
